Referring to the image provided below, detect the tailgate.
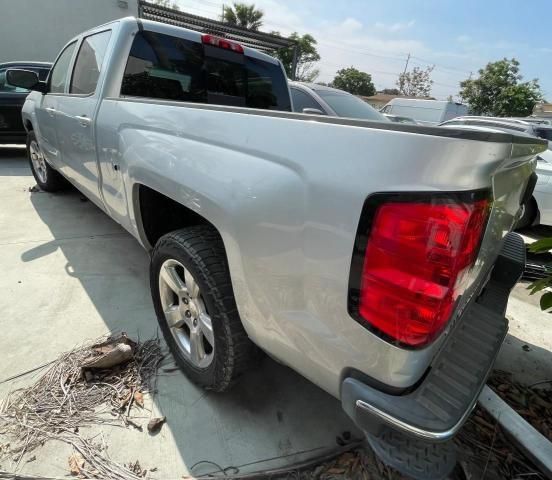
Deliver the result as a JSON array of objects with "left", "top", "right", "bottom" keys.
[{"left": 444, "top": 129, "right": 546, "bottom": 331}]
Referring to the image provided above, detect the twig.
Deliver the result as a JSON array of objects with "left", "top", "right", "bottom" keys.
[{"left": 0, "top": 334, "right": 162, "bottom": 480}]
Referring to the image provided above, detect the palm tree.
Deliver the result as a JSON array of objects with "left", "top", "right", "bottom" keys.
[{"left": 222, "top": 3, "right": 264, "bottom": 31}]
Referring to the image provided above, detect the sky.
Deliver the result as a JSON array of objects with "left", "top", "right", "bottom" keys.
[{"left": 172, "top": 0, "right": 551, "bottom": 101}]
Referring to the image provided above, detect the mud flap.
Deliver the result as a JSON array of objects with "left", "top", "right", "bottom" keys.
[{"left": 366, "top": 428, "right": 456, "bottom": 480}]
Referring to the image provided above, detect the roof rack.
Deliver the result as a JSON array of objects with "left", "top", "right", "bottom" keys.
[{"left": 138, "top": 1, "right": 298, "bottom": 77}]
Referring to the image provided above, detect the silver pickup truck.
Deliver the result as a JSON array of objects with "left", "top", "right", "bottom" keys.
[{"left": 7, "top": 17, "right": 546, "bottom": 479}]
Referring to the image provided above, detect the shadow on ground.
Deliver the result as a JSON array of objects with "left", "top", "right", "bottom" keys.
[{"left": 1, "top": 146, "right": 358, "bottom": 477}]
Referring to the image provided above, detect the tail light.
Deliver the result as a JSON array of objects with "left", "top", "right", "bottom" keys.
[
  {"left": 348, "top": 192, "right": 490, "bottom": 348},
  {"left": 202, "top": 34, "right": 244, "bottom": 54}
]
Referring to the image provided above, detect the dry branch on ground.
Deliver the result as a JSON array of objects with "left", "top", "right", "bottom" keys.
[{"left": 0, "top": 333, "right": 163, "bottom": 479}]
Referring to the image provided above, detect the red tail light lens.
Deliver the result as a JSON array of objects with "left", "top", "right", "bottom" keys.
[
  {"left": 202, "top": 34, "right": 244, "bottom": 53},
  {"left": 353, "top": 195, "right": 490, "bottom": 348}
]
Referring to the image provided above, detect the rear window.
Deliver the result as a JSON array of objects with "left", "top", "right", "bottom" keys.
[
  {"left": 121, "top": 30, "right": 290, "bottom": 111},
  {"left": 316, "top": 90, "right": 386, "bottom": 121}
]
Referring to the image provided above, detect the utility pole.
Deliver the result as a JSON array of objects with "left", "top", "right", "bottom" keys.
[
  {"left": 291, "top": 45, "right": 298, "bottom": 81},
  {"left": 399, "top": 53, "right": 410, "bottom": 94},
  {"left": 402, "top": 53, "right": 411, "bottom": 76},
  {"left": 221, "top": 3, "right": 224, "bottom": 21}
]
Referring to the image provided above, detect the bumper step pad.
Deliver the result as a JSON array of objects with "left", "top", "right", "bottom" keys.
[{"left": 366, "top": 428, "right": 456, "bottom": 480}]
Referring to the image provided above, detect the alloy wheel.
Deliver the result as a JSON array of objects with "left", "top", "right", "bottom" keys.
[
  {"left": 29, "top": 139, "right": 47, "bottom": 184},
  {"left": 158, "top": 259, "right": 215, "bottom": 368}
]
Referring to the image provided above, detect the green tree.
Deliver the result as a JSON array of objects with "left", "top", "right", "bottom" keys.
[
  {"left": 222, "top": 3, "right": 263, "bottom": 30},
  {"left": 273, "top": 32, "right": 320, "bottom": 81},
  {"left": 331, "top": 67, "right": 376, "bottom": 96},
  {"left": 397, "top": 65, "right": 434, "bottom": 97},
  {"left": 527, "top": 238, "right": 552, "bottom": 312},
  {"left": 459, "top": 58, "right": 542, "bottom": 116},
  {"left": 381, "top": 88, "right": 400, "bottom": 95}
]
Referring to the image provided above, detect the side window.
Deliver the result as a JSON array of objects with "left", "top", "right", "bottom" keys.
[
  {"left": 70, "top": 30, "right": 112, "bottom": 95},
  {"left": 290, "top": 88, "right": 325, "bottom": 113},
  {"left": 50, "top": 42, "right": 77, "bottom": 94},
  {"left": 381, "top": 105, "right": 391, "bottom": 113},
  {"left": 121, "top": 31, "right": 205, "bottom": 102}
]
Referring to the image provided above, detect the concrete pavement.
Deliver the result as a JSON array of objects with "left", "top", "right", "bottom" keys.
[{"left": 0, "top": 146, "right": 358, "bottom": 477}]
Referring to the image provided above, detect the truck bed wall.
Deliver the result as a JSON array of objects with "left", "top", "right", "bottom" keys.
[{"left": 96, "top": 98, "right": 535, "bottom": 397}]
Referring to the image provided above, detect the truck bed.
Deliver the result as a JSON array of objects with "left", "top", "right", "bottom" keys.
[{"left": 96, "top": 96, "right": 545, "bottom": 395}]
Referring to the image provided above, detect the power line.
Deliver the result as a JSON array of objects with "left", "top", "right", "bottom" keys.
[
  {"left": 173, "top": 3, "right": 467, "bottom": 91},
  {"left": 409, "top": 56, "right": 472, "bottom": 76},
  {"left": 402, "top": 53, "right": 411, "bottom": 75}
]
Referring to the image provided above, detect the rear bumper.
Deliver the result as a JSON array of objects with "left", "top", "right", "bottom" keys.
[{"left": 341, "top": 232, "right": 525, "bottom": 442}]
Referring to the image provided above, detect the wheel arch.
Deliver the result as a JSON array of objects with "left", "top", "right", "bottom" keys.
[{"left": 133, "top": 183, "right": 220, "bottom": 250}]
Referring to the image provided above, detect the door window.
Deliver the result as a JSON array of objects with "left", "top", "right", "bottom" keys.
[
  {"left": 290, "top": 88, "right": 324, "bottom": 113},
  {"left": 49, "top": 42, "right": 77, "bottom": 94},
  {"left": 70, "top": 30, "right": 112, "bottom": 95}
]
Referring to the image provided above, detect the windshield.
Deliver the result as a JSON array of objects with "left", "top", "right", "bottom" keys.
[
  {"left": 316, "top": 90, "right": 387, "bottom": 121},
  {"left": 535, "top": 128, "right": 552, "bottom": 142}
]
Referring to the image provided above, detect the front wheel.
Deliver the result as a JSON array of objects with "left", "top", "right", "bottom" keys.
[
  {"left": 26, "top": 131, "right": 67, "bottom": 192},
  {"left": 150, "top": 225, "right": 257, "bottom": 392}
]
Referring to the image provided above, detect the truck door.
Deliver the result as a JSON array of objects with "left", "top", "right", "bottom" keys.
[
  {"left": 35, "top": 42, "right": 77, "bottom": 169},
  {"left": 54, "top": 30, "right": 111, "bottom": 205}
]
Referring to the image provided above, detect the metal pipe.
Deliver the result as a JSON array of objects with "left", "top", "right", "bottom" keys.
[{"left": 479, "top": 385, "right": 552, "bottom": 479}]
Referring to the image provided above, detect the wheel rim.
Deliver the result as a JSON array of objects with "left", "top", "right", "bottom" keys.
[
  {"left": 158, "top": 259, "right": 215, "bottom": 369},
  {"left": 29, "top": 140, "right": 47, "bottom": 184}
]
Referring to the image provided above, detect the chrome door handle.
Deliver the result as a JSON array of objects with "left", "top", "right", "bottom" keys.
[
  {"left": 75, "top": 115, "right": 91, "bottom": 127},
  {"left": 45, "top": 107, "right": 56, "bottom": 116}
]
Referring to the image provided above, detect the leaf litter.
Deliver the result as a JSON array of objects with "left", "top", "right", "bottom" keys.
[
  {"left": 0, "top": 336, "right": 550, "bottom": 480},
  {"left": 0, "top": 333, "right": 163, "bottom": 479}
]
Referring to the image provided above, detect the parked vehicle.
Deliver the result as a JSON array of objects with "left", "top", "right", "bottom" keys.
[
  {"left": 509, "top": 116, "right": 552, "bottom": 126},
  {"left": 289, "top": 81, "right": 387, "bottom": 121},
  {"left": 8, "top": 18, "right": 546, "bottom": 479},
  {"left": 440, "top": 116, "right": 552, "bottom": 228},
  {"left": 380, "top": 98, "right": 468, "bottom": 126},
  {"left": 383, "top": 113, "right": 418, "bottom": 124},
  {"left": 0, "top": 62, "right": 51, "bottom": 144}
]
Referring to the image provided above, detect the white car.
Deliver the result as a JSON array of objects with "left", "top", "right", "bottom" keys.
[{"left": 380, "top": 98, "right": 468, "bottom": 126}]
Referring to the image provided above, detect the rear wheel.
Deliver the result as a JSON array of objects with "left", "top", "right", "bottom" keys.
[
  {"left": 150, "top": 225, "right": 256, "bottom": 391},
  {"left": 26, "top": 131, "right": 67, "bottom": 192}
]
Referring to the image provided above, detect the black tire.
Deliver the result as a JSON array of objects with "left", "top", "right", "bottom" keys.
[
  {"left": 26, "top": 131, "right": 67, "bottom": 192},
  {"left": 515, "top": 198, "right": 537, "bottom": 230},
  {"left": 150, "top": 225, "right": 256, "bottom": 392}
]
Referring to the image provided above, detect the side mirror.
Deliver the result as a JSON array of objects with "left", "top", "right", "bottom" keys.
[
  {"left": 6, "top": 69, "right": 47, "bottom": 93},
  {"left": 302, "top": 107, "right": 325, "bottom": 115}
]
